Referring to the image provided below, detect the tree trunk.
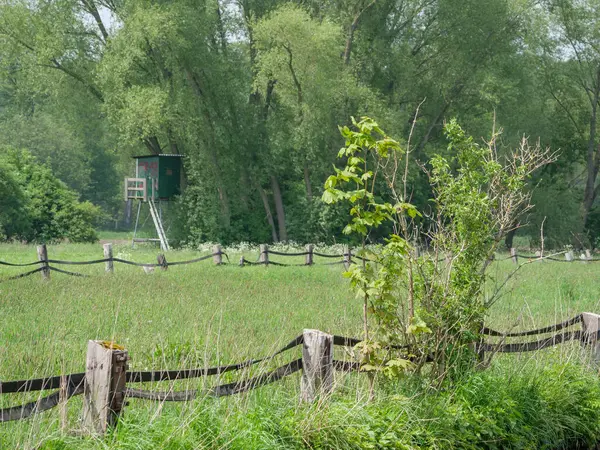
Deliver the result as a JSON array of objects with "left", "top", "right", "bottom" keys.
[
  {"left": 583, "top": 68, "right": 600, "bottom": 226},
  {"left": 271, "top": 175, "right": 288, "bottom": 241},
  {"left": 143, "top": 136, "right": 162, "bottom": 155},
  {"left": 259, "top": 186, "right": 278, "bottom": 242},
  {"left": 210, "top": 148, "right": 231, "bottom": 228},
  {"left": 505, "top": 227, "right": 516, "bottom": 250},
  {"left": 343, "top": 18, "right": 358, "bottom": 65},
  {"left": 343, "top": 0, "right": 376, "bottom": 65},
  {"left": 184, "top": 67, "right": 231, "bottom": 228},
  {"left": 304, "top": 163, "right": 313, "bottom": 201}
]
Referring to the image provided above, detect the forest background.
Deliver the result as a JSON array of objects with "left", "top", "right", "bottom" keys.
[{"left": 1, "top": 0, "right": 598, "bottom": 248}]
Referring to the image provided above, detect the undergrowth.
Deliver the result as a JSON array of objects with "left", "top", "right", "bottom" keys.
[{"left": 21, "top": 361, "right": 600, "bottom": 450}]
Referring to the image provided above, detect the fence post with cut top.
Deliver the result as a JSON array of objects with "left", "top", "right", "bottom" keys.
[
  {"left": 82, "top": 341, "right": 129, "bottom": 435},
  {"left": 260, "top": 244, "right": 269, "bottom": 266},
  {"left": 305, "top": 244, "right": 314, "bottom": 266},
  {"left": 301, "top": 329, "right": 334, "bottom": 402},
  {"left": 103, "top": 243, "right": 114, "bottom": 273},
  {"left": 157, "top": 254, "right": 168, "bottom": 271},
  {"left": 343, "top": 246, "right": 352, "bottom": 270},
  {"left": 213, "top": 244, "right": 223, "bottom": 265},
  {"left": 37, "top": 244, "right": 50, "bottom": 280},
  {"left": 581, "top": 313, "right": 600, "bottom": 363},
  {"left": 510, "top": 248, "right": 518, "bottom": 265}
]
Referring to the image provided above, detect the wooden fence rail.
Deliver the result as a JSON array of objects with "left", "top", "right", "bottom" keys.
[{"left": 1, "top": 245, "right": 598, "bottom": 283}]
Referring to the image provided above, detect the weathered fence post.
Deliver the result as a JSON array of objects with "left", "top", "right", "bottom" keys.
[
  {"left": 82, "top": 341, "right": 128, "bottom": 435},
  {"left": 565, "top": 251, "right": 574, "bottom": 262},
  {"left": 301, "top": 329, "right": 334, "bottom": 402},
  {"left": 239, "top": 256, "right": 245, "bottom": 267},
  {"left": 305, "top": 244, "right": 314, "bottom": 266},
  {"left": 510, "top": 248, "right": 518, "bottom": 265},
  {"left": 103, "top": 243, "right": 114, "bottom": 273},
  {"left": 343, "top": 246, "right": 352, "bottom": 270},
  {"left": 213, "top": 244, "right": 223, "bottom": 265},
  {"left": 581, "top": 313, "right": 600, "bottom": 362},
  {"left": 260, "top": 244, "right": 269, "bottom": 266},
  {"left": 37, "top": 244, "right": 50, "bottom": 280},
  {"left": 586, "top": 250, "right": 592, "bottom": 263},
  {"left": 157, "top": 254, "right": 168, "bottom": 271}
]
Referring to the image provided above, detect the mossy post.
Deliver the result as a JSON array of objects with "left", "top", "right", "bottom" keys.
[
  {"left": 301, "top": 329, "right": 334, "bottom": 402},
  {"left": 103, "top": 243, "right": 114, "bottom": 273},
  {"left": 260, "top": 244, "right": 269, "bottom": 266},
  {"left": 37, "top": 244, "right": 50, "bottom": 280},
  {"left": 82, "top": 341, "right": 128, "bottom": 435},
  {"left": 305, "top": 244, "right": 314, "bottom": 266}
]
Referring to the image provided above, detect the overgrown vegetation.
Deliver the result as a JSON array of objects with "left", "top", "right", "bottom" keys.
[
  {"left": 0, "top": 149, "right": 100, "bottom": 243},
  {"left": 323, "top": 117, "right": 555, "bottom": 383}
]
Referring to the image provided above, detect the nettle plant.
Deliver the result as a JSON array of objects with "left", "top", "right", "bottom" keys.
[{"left": 324, "top": 117, "right": 554, "bottom": 384}]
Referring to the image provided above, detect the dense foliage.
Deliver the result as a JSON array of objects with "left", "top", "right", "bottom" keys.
[
  {"left": 0, "top": 149, "right": 100, "bottom": 243},
  {"left": 0, "top": 0, "right": 599, "bottom": 246},
  {"left": 323, "top": 118, "right": 553, "bottom": 383}
]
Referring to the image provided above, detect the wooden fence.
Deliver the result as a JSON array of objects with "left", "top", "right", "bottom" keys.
[
  {"left": 506, "top": 248, "right": 600, "bottom": 264},
  {"left": 1, "top": 244, "right": 598, "bottom": 283},
  {"left": 2, "top": 314, "right": 600, "bottom": 434},
  {"left": 0, "top": 244, "right": 364, "bottom": 282}
]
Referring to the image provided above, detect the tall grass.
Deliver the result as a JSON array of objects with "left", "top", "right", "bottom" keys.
[{"left": 1, "top": 243, "right": 600, "bottom": 448}]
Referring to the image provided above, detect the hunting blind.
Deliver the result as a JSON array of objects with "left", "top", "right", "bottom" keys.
[{"left": 125, "top": 154, "right": 184, "bottom": 251}]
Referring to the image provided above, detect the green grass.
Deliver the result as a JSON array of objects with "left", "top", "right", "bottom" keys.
[{"left": 1, "top": 242, "right": 600, "bottom": 448}]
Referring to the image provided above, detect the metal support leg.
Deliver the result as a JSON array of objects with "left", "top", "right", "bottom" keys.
[{"left": 132, "top": 201, "right": 142, "bottom": 249}]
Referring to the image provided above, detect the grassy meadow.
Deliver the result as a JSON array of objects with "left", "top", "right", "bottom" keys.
[{"left": 1, "top": 242, "right": 600, "bottom": 449}]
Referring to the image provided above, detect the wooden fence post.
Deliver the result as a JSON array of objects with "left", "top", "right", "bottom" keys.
[
  {"left": 103, "top": 243, "right": 114, "bottom": 273},
  {"left": 510, "top": 248, "right": 518, "bottom": 265},
  {"left": 37, "top": 244, "right": 50, "bottom": 280},
  {"left": 585, "top": 250, "right": 592, "bottom": 263},
  {"left": 305, "top": 244, "right": 314, "bottom": 266},
  {"left": 213, "top": 244, "right": 223, "bottom": 265},
  {"left": 239, "top": 256, "right": 245, "bottom": 267},
  {"left": 260, "top": 244, "right": 269, "bottom": 266},
  {"left": 301, "top": 329, "right": 334, "bottom": 402},
  {"left": 82, "top": 341, "right": 128, "bottom": 435},
  {"left": 157, "top": 254, "right": 168, "bottom": 271},
  {"left": 581, "top": 313, "right": 600, "bottom": 362},
  {"left": 565, "top": 251, "right": 574, "bottom": 262},
  {"left": 343, "top": 246, "right": 352, "bottom": 270}
]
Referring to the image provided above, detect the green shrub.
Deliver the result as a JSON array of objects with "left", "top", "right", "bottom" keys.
[
  {"left": 0, "top": 148, "right": 101, "bottom": 243},
  {"left": 0, "top": 160, "right": 31, "bottom": 240}
]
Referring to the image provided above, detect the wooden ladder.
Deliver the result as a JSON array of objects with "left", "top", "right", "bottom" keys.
[{"left": 148, "top": 199, "right": 170, "bottom": 251}]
